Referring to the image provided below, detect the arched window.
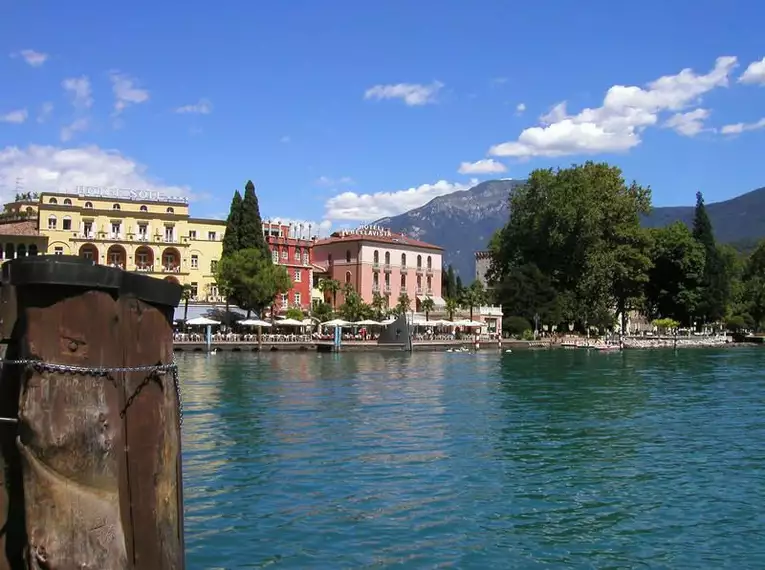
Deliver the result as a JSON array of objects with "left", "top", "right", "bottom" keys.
[
  {"left": 28, "top": 244, "right": 38, "bottom": 256},
  {"left": 140, "top": 205, "right": 148, "bottom": 212},
  {"left": 63, "top": 198, "right": 72, "bottom": 206},
  {"left": 166, "top": 207, "right": 174, "bottom": 214},
  {"left": 373, "top": 250, "right": 379, "bottom": 263},
  {"left": 345, "top": 271, "right": 352, "bottom": 283},
  {"left": 112, "top": 204, "right": 121, "bottom": 210},
  {"left": 400, "top": 274, "right": 406, "bottom": 287},
  {"left": 401, "top": 253, "right": 406, "bottom": 267},
  {"left": 25, "top": 207, "right": 33, "bottom": 215},
  {"left": 84, "top": 201, "right": 93, "bottom": 209},
  {"left": 384, "top": 251, "right": 390, "bottom": 264},
  {"left": 427, "top": 255, "right": 432, "bottom": 269},
  {"left": 16, "top": 244, "right": 26, "bottom": 257},
  {"left": 417, "top": 254, "right": 422, "bottom": 267},
  {"left": 47, "top": 215, "right": 57, "bottom": 230},
  {"left": 346, "top": 250, "right": 351, "bottom": 263},
  {"left": 49, "top": 198, "right": 58, "bottom": 204}
]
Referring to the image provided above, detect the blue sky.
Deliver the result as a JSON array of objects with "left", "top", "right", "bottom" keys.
[{"left": 1, "top": 0, "right": 764, "bottom": 233}]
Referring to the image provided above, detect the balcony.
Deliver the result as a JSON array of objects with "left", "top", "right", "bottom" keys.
[
  {"left": 372, "top": 284, "right": 381, "bottom": 293},
  {"left": 416, "top": 287, "right": 423, "bottom": 294},
  {"left": 426, "top": 289, "right": 434, "bottom": 296},
  {"left": 383, "top": 263, "right": 392, "bottom": 272},
  {"left": 416, "top": 266, "right": 424, "bottom": 274},
  {"left": 163, "top": 265, "right": 181, "bottom": 273},
  {"left": 384, "top": 284, "right": 392, "bottom": 294},
  {"left": 426, "top": 267, "right": 434, "bottom": 275},
  {"left": 401, "top": 265, "right": 408, "bottom": 272},
  {"left": 372, "top": 262, "right": 380, "bottom": 270},
  {"left": 135, "top": 265, "right": 154, "bottom": 273}
]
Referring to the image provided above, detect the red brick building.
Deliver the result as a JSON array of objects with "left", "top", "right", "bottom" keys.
[{"left": 263, "top": 220, "right": 319, "bottom": 313}]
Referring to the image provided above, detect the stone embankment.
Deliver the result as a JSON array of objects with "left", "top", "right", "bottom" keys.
[{"left": 623, "top": 335, "right": 731, "bottom": 349}]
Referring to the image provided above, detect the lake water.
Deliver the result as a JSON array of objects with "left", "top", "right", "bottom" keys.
[{"left": 180, "top": 348, "right": 765, "bottom": 569}]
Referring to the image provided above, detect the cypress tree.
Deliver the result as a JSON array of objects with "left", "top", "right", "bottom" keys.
[
  {"left": 222, "top": 190, "right": 243, "bottom": 258},
  {"left": 239, "top": 180, "right": 270, "bottom": 259},
  {"left": 692, "top": 191, "right": 729, "bottom": 322}
]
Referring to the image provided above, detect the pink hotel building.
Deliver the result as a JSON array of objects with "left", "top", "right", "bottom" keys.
[{"left": 312, "top": 226, "right": 445, "bottom": 311}]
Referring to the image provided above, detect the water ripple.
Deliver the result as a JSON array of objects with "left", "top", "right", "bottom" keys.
[{"left": 181, "top": 349, "right": 765, "bottom": 569}]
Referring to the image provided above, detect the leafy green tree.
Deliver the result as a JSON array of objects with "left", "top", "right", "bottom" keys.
[
  {"left": 644, "top": 222, "right": 705, "bottom": 325},
  {"left": 445, "top": 297, "right": 458, "bottom": 321},
  {"left": 239, "top": 180, "right": 270, "bottom": 256},
  {"left": 371, "top": 292, "right": 387, "bottom": 320},
  {"left": 455, "top": 275, "right": 464, "bottom": 298},
  {"left": 318, "top": 278, "right": 340, "bottom": 308},
  {"left": 222, "top": 190, "right": 243, "bottom": 258},
  {"left": 339, "top": 291, "right": 370, "bottom": 322},
  {"left": 396, "top": 291, "right": 411, "bottom": 314},
  {"left": 494, "top": 263, "right": 560, "bottom": 325},
  {"left": 503, "top": 316, "right": 532, "bottom": 337},
  {"left": 420, "top": 296, "right": 435, "bottom": 321},
  {"left": 460, "top": 280, "right": 487, "bottom": 321},
  {"left": 442, "top": 264, "right": 457, "bottom": 299},
  {"left": 692, "top": 191, "right": 729, "bottom": 323},
  {"left": 491, "top": 162, "right": 652, "bottom": 329},
  {"left": 285, "top": 307, "right": 304, "bottom": 320},
  {"left": 216, "top": 248, "right": 291, "bottom": 317},
  {"left": 312, "top": 301, "right": 333, "bottom": 322}
]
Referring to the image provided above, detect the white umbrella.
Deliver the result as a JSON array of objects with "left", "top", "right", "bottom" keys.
[
  {"left": 275, "top": 318, "right": 305, "bottom": 326},
  {"left": 322, "top": 318, "right": 352, "bottom": 327},
  {"left": 238, "top": 319, "right": 272, "bottom": 327},
  {"left": 301, "top": 318, "right": 316, "bottom": 327},
  {"left": 353, "top": 319, "right": 381, "bottom": 326},
  {"left": 380, "top": 317, "right": 397, "bottom": 326},
  {"left": 186, "top": 316, "right": 221, "bottom": 326}
]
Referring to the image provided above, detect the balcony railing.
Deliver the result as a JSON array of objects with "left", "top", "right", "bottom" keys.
[
  {"left": 163, "top": 265, "right": 181, "bottom": 273},
  {"left": 416, "top": 287, "right": 423, "bottom": 294},
  {"left": 384, "top": 284, "right": 392, "bottom": 293},
  {"left": 372, "top": 284, "right": 380, "bottom": 293},
  {"left": 373, "top": 262, "right": 380, "bottom": 270},
  {"left": 383, "top": 263, "right": 392, "bottom": 272},
  {"left": 426, "top": 267, "right": 434, "bottom": 275},
  {"left": 401, "top": 265, "right": 408, "bottom": 272},
  {"left": 135, "top": 265, "right": 154, "bottom": 272},
  {"left": 416, "top": 266, "right": 424, "bottom": 274}
]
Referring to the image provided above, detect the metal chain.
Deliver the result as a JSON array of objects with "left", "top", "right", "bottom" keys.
[{"left": 0, "top": 357, "right": 183, "bottom": 428}]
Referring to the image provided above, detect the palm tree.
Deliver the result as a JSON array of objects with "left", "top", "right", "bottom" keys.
[
  {"left": 445, "top": 297, "right": 458, "bottom": 321},
  {"left": 371, "top": 292, "right": 386, "bottom": 320},
  {"left": 397, "top": 291, "right": 411, "bottom": 314},
  {"left": 318, "top": 278, "right": 341, "bottom": 309},
  {"left": 421, "top": 296, "right": 435, "bottom": 321},
  {"left": 461, "top": 281, "right": 487, "bottom": 321}
]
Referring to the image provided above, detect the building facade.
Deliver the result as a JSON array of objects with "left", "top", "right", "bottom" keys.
[{"left": 312, "top": 226, "right": 445, "bottom": 310}]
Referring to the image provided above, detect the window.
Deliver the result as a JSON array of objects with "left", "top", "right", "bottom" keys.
[
  {"left": 281, "top": 249, "right": 287, "bottom": 260},
  {"left": 81, "top": 248, "right": 94, "bottom": 261},
  {"left": 49, "top": 198, "right": 58, "bottom": 204},
  {"left": 190, "top": 282, "right": 198, "bottom": 298},
  {"left": 208, "top": 231, "right": 216, "bottom": 240},
  {"left": 373, "top": 274, "right": 379, "bottom": 288},
  {"left": 385, "top": 251, "right": 390, "bottom": 265},
  {"left": 140, "top": 205, "right": 148, "bottom": 212},
  {"left": 272, "top": 250, "right": 279, "bottom": 263},
  {"left": 295, "top": 247, "right": 301, "bottom": 261},
  {"left": 294, "top": 270, "right": 301, "bottom": 282},
  {"left": 62, "top": 217, "right": 72, "bottom": 231},
  {"left": 281, "top": 293, "right": 288, "bottom": 305},
  {"left": 191, "top": 254, "right": 198, "bottom": 269},
  {"left": 346, "top": 250, "right": 351, "bottom": 263},
  {"left": 84, "top": 201, "right": 93, "bottom": 208},
  {"left": 373, "top": 250, "right": 379, "bottom": 264},
  {"left": 417, "top": 276, "right": 422, "bottom": 290},
  {"left": 210, "top": 260, "right": 218, "bottom": 272},
  {"left": 166, "top": 207, "right": 174, "bottom": 214},
  {"left": 136, "top": 251, "right": 150, "bottom": 266},
  {"left": 138, "top": 224, "right": 148, "bottom": 238},
  {"left": 401, "top": 253, "right": 406, "bottom": 267},
  {"left": 209, "top": 284, "right": 219, "bottom": 298},
  {"left": 384, "top": 273, "right": 390, "bottom": 287},
  {"left": 54, "top": 246, "right": 63, "bottom": 255},
  {"left": 427, "top": 276, "right": 432, "bottom": 291},
  {"left": 427, "top": 255, "right": 432, "bottom": 269},
  {"left": 345, "top": 271, "right": 351, "bottom": 283},
  {"left": 109, "top": 250, "right": 123, "bottom": 266},
  {"left": 417, "top": 254, "right": 422, "bottom": 267},
  {"left": 303, "top": 252, "right": 309, "bottom": 264},
  {"left": 163, "top": 252, "right": 177, "bottom": 268},
  {"left": 164, "top": 226, "right": 174, "bottom": 242},
  {"left": 63, "top": 198, "right": 72, "bottom": 206},
  {"left": 401, "top": 274, "right": 406, "bottom": 287},
  {"left": 189, "top": 230, "right": 197, "bottom": 239},
  {"left": 83, "top": 221, "right": 93, "bottom": 237},
  {"left": 111, "top": 222, "right": 121, "bottom": 237},
  {"left": 47, "top": 216, "right": 57, "bottom": 230},
  {"left": 113, "top": 204, "right": 120, "bottom": 210},
  {"left": 294, "top": 292, "right": 301, "bottom": 305}
]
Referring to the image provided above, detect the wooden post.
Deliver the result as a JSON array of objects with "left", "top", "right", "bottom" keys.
[{"left": 0, "top": 256, "right": 184, "bottom": 570}]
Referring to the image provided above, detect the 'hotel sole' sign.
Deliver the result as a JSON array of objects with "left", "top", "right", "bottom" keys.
[{"left": 73, "top": 185, "right": 188, "bottom": 204}]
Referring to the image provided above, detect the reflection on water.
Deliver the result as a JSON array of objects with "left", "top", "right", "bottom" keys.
[{"left": 181, "top": 349, "right": 765, "bottom": 569}]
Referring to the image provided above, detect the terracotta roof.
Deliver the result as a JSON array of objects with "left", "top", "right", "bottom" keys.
[
  {"left": 0, "top": 220, "right": 41, "bottom": 237},
  {"left": 314, "top": 231, "right": 443, "bottom": 251}
]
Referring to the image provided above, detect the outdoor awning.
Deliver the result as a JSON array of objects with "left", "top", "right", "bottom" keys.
[{"left": 416, "top": 295, "right": 446, "bottom": 306}]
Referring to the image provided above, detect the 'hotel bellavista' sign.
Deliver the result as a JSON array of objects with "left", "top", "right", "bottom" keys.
[{"left": 72, "top": 185, "right": 189, "bottom": 204}]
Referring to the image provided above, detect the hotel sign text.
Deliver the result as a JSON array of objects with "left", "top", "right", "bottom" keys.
[{"left": 73, "top": 185, "right": 189, "bottom": 204}]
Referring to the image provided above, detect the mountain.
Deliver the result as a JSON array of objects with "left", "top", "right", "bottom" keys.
[{"left": 376, "top": 181, "right": 765, "bottom": 279}]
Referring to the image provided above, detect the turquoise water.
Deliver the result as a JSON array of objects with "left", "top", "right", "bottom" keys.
[{"left": 180, "top": 348, "right": 765, "bottom": 569}]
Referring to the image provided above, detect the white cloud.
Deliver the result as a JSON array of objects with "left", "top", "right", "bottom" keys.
[
  {"left": 60, "top": 118, "right": 90, "bottom": 142},
  {"left": 364, "top": 81, "right": 443, "bottom": 106},
  {"left": 720, "top": 117, "right": 765, "bottom": 135},
  {"left": 11, "top": 49, "right": 48, "bottom": 67},
  {"left": 62, "top": 76, "right": 93, "bottom": 109},
  {"left": 516, "top": 102, "right": 526, "bottom": 114},
  {"left": 315, "top": 175, "right": 354, "bottom": 187},
  {"left": 489, "top": 56, "right": 738, "bottom": 158},
  {"left": 324, "top": 179, "right": 477, "bottom": 221},
  {"left": 739, "top": 57, "right": 765, "bottom": 85},
  {"left": 0, "top": 109, "right": 28, "bottom": 124},
  {"left": 37, "top": 102, "right": 53, "bottom": 123},
  {"left": 664, "top": 108, "right": 711, "bottom": 137},
  {"left": 0, "top": 145, "right": 193, "bottom": 204},
  {"left": 109, "top": 72, "right": 149, "bottom": 114},
  {"left": 175, "top": 99, "right": 212, "bottom": 114},
  {"left": 458, "top": 159, "right": 507, "bottom": 174}
]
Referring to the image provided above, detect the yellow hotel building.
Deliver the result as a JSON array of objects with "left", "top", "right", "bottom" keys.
[{"left": 0, "top": 188, "right": 227, "bottom": 302}]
